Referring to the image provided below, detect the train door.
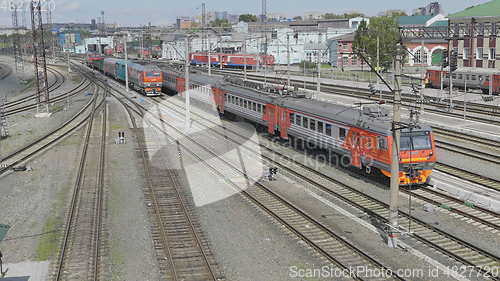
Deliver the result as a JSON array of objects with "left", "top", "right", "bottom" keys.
[{"left": 263, "top": 104, "right": 278, "bottom": 135}]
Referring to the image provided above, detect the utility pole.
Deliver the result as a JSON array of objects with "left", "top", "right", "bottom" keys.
[
  {"left": 124, "top": 37, "right": 129, "bottom": 92},
  {"left": 11, "top": 2, "right": 24, "bottom": 73},
  {"left": 287, "top": 34, "right": 291, "bottom": 87},
  {"left": 420, "top": 40, "right": 425, "bottom": 114},
  {"left": 31, "top": 0, "right": 50, "bottom": 113},
  {"left": 202, "top": 3, "right": 207, "bottom": 53},
  {"left": 316, "top": 33, "right": 321, "bottom": 96},
  {"left": 388, "top": 43, "right": 402, "bottom": 249},
  {"left": 185, "top": 37, "right": 191, "bottom": 131},
  {"left": 208, "top": 42, "right": 212, "bottom": 76},
  {"left": 243, "top": 39, "right": 247, "bottom": 80},
  {"left": 377, "top": 36, "right": 380, "bottom": 101}
]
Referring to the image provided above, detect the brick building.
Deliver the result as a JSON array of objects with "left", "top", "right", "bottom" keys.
[
  {"left": 448, "top": 0, "right": 500, "bottom": 69},
  {"left": 398, "top": 14, "right": 448, "bottom": 66}
]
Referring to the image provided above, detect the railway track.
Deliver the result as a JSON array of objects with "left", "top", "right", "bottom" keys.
[
  {"left": 0, "top": 84, "right": 99, "bottom": 176},
  {"left": 5, "top": 66, "right": 67, "bottom": 109},
  {"left": 74, "top": 65, "right": 223, "bottom": 281},
  {"left": 148, "top": 94, "right": 500, "bottom": 279},
  {"left": 52, "top": 87, "right": 107, "bottom": 281},
  {"left": 83, "top": 63, "right": 500, "bottom": 279},
  {"left": 0, "top": 63, "right": 12, "bottom": 80},
  {"left": 5, "top": 69, "right": 91, "bottom": 117},
  {"left": 208, "top": 69, "right": 500, "bottom": 126},
  {"left": 111, "top": 92, "right": 404, "bottom": 281}
]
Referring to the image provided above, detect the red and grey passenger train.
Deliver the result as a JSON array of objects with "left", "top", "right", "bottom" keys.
[
  {"left": 426, "top": 66, "right": 500, "bottom": 95},
  {"left": 163, "top": 69, "right": 437, "bottom": 186}
]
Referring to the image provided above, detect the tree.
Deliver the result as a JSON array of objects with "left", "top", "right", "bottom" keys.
[
  {"left": 379, "top": 9, "right": 408, "bottom": 18},
  {"left": 352, "top": 16, "right": 400, "bottom": 70},
  {"left": 239, "top": 14, "right": 257, "bottom": 22},
  {"left": 323, "top": 12, "right": 365, "bottom": 20},
  {"left": 210, "top": 19, "right": 231, "bottom": 28}
]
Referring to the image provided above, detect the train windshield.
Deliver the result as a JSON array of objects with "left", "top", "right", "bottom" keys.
[
  {"left": 400, "top": 132, "right": 432, "bottom": 151},
  {"left": 146, "top": 72, "right": 161, "bottom": 77}
]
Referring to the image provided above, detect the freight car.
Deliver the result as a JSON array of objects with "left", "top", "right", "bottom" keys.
[
  {"left": 163, "top": 68, "right": 436, "bottom": 186},
  {"left": 426, "top": 67, "right": 500, "bottom": 95},
  {"left": 86, "top": 56, "right": 163, "bottom": 96}
]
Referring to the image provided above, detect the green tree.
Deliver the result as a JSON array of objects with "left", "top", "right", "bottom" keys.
[
  {"left": 239, "top": 14, "right": 258, "bottom": 22},
  {"left": 323, "top": 12, "right": 364, "bottom": 20},
  {"left": 210, "top": 19, "right": 231, "bottom": 28},
  {"left": 352, "top": 16, "right": 399, "bottom": 70},
  {"left": 380, "top": 9, "right": 408, "bottom": 17}
]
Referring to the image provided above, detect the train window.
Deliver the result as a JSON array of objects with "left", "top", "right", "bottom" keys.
[
  {"left": 310, "top": 119, "right": 316, "bottom": 131},
  {"left": 239, "top": 99, "right": 243, "bottom": 106},
  {"left": 244, "top": 100, "right": 248, "bottom": 108},
  {"left": 458, "top": 74, "right": 463, "bottom": 80},
  {"left": 325, "top": 124, "right": 332, "bottom": 136},
  {"left": 471, "top": 75, "right": 477, "bottom": 80},
  {"left": 317, "top": 121, "right": 324, "bottom": 134},
  {"left": 253, "top": 103, "right": 257, "bottom": 111},
  {"left": 257, "top": 104, "right": 262, "bottom": 113},
  {"left": 290, "top": 113, "right": 295, "bottom": 124},
  {"left": 378, "top": 136, "right": 388, "bottom": 150},
  {"left": 295, "top": 115, "right": 301, "bottom": 125},
  {"left": 302, "top": 117, "right": 309, "bottom": 128},
  {"left": 466, "top": 75, "right": 470, "bottom": 80},
  {"left": 339, "top": 128, "right": 346, "bottom": 140},
  {"left": 452, "top": 74, "right": 456, "bottom": 79}
]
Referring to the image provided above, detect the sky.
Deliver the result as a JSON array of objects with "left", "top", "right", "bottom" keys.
[{"left": 0, "top": 0, "right": 493, "bottom": 27}]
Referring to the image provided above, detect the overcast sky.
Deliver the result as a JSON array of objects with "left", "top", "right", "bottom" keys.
[{"left": 0, "top": 0, "right": 492, "bottom": 27}]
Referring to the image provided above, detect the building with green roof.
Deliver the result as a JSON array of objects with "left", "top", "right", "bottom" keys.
[{"left": 449, "top": 0, "right": 500, "bottom": 18}]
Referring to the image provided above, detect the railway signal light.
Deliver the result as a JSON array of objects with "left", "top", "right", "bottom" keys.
[
  {"left": 450, "top": 50, "right": 458, "bottom": 72},
  {"left": 442, "top": 49, "right": 449, "bottom": 68}
]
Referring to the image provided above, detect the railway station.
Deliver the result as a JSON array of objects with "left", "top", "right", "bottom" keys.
[{"left": 0, "top": 1, "right": 499, "bottom": 281}]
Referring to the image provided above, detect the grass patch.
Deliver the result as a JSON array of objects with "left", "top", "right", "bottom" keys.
[
  {"left": 34, "top": 156, "right": 74, "bottom": 260},
  {"left": 34, "top": 215, "right": 60, "bottom": 261},
  {"left": 110, "top": 124, "right": 124, "bottom": 131}
]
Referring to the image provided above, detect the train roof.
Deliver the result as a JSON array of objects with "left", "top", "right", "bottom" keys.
[
  {"left": 160, "top": 66, "right": 430, "bottom": 135},
  {"left": 427, "top": 66, "right": 500, "bottom": 75},
  {"left": 105, "top": 58, "right": 162, "bottom": 72}
]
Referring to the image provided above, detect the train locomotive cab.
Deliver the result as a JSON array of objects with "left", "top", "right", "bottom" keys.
[
  {"left": 381, "top": 128, "right": 436, "bottom": 186},
  {"left": 143, "top": 70, "right": 163, "bottom": 96}
]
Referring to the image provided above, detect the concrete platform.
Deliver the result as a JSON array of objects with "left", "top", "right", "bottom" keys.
[
  {"left": 0, "top": 261, "right": 48, "bottom": 281},
  {"left": 249, "top": 69, "right": 500, "bottom": 106},
  {"left": 430, "top": 170, "right": 500, "bottom": 213}
]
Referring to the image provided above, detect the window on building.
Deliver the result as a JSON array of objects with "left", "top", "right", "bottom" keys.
[
  {"left": 325, "top": 124, "right": 332, "bottom": 136},
  {"left": 342, "top": 56, "right": 348, "bottom": 65},
  {"left": 414, "top": 48, "right": 428, "bottom": 65},
  {"left": 339, "top": 128, "right": 346, "bottom": 140},
  {"left": 476, "top": 47, "right": 484, "bottom": 60},
  {"left": 490, "top": 48, "right": 496, "bottom": 60},
  {"left": 463, "top": 48, "right": 469, "bottom": 60},
  {"left": 351, "top": 56, "right": 357, "bottom": 65}
]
